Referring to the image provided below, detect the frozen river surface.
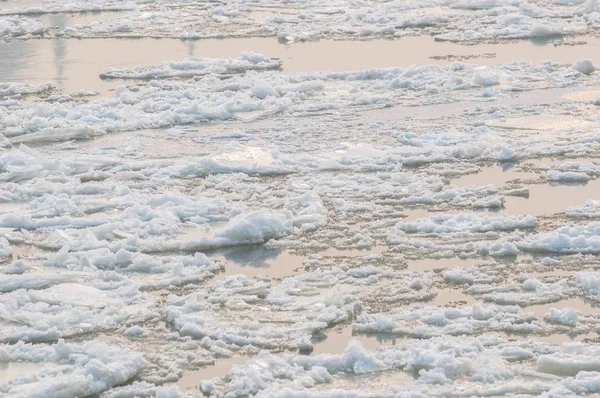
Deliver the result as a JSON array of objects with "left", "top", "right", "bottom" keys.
[{"left": 3, "top": 1, "right": 600, "bottom": 397}]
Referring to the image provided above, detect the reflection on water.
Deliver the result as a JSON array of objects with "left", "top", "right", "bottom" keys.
[
  {"left": 505, "top": 179, "right": 600, "bottom": 216},
  {"left": 2, "top": 35, "right": 600, "bottom": 96},
  {"left": 212, "top": 246, "right": 306, "bottom": 280},
  {"left": 49, "top": 14, "right": 67, "bottom": 89}
]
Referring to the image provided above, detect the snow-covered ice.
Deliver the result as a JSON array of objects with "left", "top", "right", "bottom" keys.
[
  {"left": 0, "top": 17, "right": 44, "bottom": 38},
  {"left": 6, "top": 0, "right": 599, "bottom": 43},
  {"left": 100, "top": 53, "right": 282, "bottom": 80},
  {"left": 0, "top": 339, "right": 146, "bottom": 397},
  {"left": 2, "top": 1, "right": 600, "bottom": 396}
]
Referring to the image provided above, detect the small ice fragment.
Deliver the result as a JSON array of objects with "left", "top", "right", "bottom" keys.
[
  {"left": 573, "top": 58, "right": 596, "bottom": 75},
  {"left": 544, "top": 308, "right": 578, "bottom": 327},
  {"left": 125, "top": 325, "right": 147, "bottom": 336}
]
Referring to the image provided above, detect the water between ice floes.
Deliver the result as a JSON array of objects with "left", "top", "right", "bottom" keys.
[{"left": 3, "top": 34, "right": 600, "bottom": 96}]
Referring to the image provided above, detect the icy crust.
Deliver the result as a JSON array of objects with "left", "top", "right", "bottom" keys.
[
  {"left": 520, "top": 222, "right": 600, "bottom": 254},
  {"left": 31, "top": 0, "right": 600, "bottom": 42},
  {"left": 165, "top": 267, "right": 439, "bottom": 353},
  {"left": 547, "top": 161, "right": 600, "bottom": 182},
  {"left": 0, "top": 237, "right": 11, "bottom": 261},
  {"left": 387, "top": 213, "right": 532, "bottom": 257},
  {"left": 0, "top": 82, "right": 53, "bottom": 98},
  {"left": 0, "top": 281, "right": 155, "bottom": 343},
  {"left": 45, "top": 250, "right": 221, "bottom": 290},
  {"left": 0, "top": 17, "right": 44, "bottom": 38},
  {"left": 0, "top": 147, "right": 327, "bottom": 261},
  {"left": 175, "top": 144, "right": 292, "bottom": 176},
  {"left": 547, "top": 162, "right": 600, "bottom": 183},
  {"left": 2, "top": 53, "right": 600, "bottom": 397},
  {"left": 0, "top": 134, "right": 525, "bottom": 256},
  {"left": 9, "top": 191, "right": 327, "bottom": 254},
  {"left": 0, "top": 339, "right": 145, "bottom": 397},
  {"left": 0, "top": 273, "right": 77, "bottom": 293},
  {"left": 391, "top": 212, "right": 536, "bottom": 235},
  {"left": 567, "top": 200, "right": 600, "bottom": 218},
  {"left": 166, "top": 271, "right": 361, "bottom": 353},
  {"left": 0, "top": 1, "right": 138, "bottom": 16},
  {"left": 1, "top": 132, "right": 599, "bottom": 269},
  {"left": 182, "top": 199, "right": 326, "bottom": 251},
  {"left": 2, "top": 58, "right": 597, "bottom": 140},
  {"left": 201, "top": 336, "right": 600, "bottom": 397},
  {"left": 547, "top": 170, "right": 590, "bottom": 182},
  {"left": 353, "top": 302, "right": 592, "bottom": 339},
  {"left": 100, "top": 53, "right": 282, "bottom": 80}
]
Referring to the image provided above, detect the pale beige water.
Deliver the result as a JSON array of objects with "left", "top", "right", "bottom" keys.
[
  {"left": 539, "top": 331, "right": 597, "bottom": 345},
  {"left": 407, "top": 256, "right": 480, "bottom": 271},
  {"left": 321, "top": 246, "right": 387, "bottom": 257},
  {"left": 563, "top": 89, "right": 600, "bottom": 101},
  {"left": 178, "top": 356, "right": 249, "bottom": 391},
  {"left": 505, "top": 179, "right": 600, "bottom": 216},
  {"left": 432, "top": 288, "right": 477, "bottom": 306},
  {"left": 403, "top": 208, "right": 431, "bottom": 221}
]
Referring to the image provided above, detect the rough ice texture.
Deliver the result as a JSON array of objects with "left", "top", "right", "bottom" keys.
[
  {"left": 2, "top": 31, "right": 600, "bottom": 396},
  {"left": 559, "top": 161, "right": 600, "bottom": 173},
  {"left": 0, "top": 237, "right": 11, "bottom": 260},
  {"left": 544, "top": 308, "right": 578, "bottom": 327},
  {"left": 0, "top": 281, "right": 155, "bottom": 343},
  {"left": 0, "top": 17, "right": 44, "bottom": 37},
  {"left": 353, "top": 303, "right": 554, "bottom": 338},
  {"left": 577, "top": 272, "right": 600, "bottom": 295},
  {"left": 100, "top": 53, "right": 282, "bottom": 80},
  {"left": 12, "top": 0, "right": 596, "bottom": 43},
  {"left": 165, "top": 273, "right": 360, "bottom": 352},
  {"left": 163, "top": 265, "right": 429, "bottom": 352},
  {"left": 547, "top": 170, "right": 590, "bottom": 182},
  {"left": 0, "top": 1, "right": 138, "bottom": 16},
  {"left": 0, "top": 339, "right": 146, "bottom": 397},
  {"left": 391, "top": 213, "right": 536, "bottom": 235},
  {"left": 1, "top": 60, "right": 594, "bottom": 141},
  {"left": 520, "top": 222, "right": 600, "bottom": 254},
  {"left": 567, "top": 200, "right": 600, "bottom": 219},
  {"left": 0, "top": 82, "right": 53, "bottom": 98},
  {"left": 202, "top": 336, "right": 600, "bottom": 397},
  {"left": 573, "top": 58, "right": 597, "bottom": 75}
]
